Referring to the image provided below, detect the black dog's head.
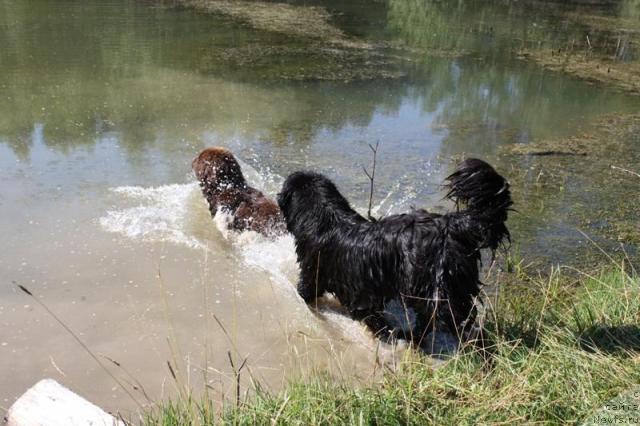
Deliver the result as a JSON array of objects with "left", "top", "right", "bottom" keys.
[{"left": 278, "top": 171, "right": 361, "bottom": 236}]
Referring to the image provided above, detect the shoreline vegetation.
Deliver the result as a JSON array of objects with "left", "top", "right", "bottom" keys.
[
  {"left": 163, "top": 0, "right": 640, "bottom": 93},
  {"left": 516, "top": 2, "right": 640, "bottom": 95},
  {"left": 141, "top": 263, "right": 640, "bottom": 424},
  {"left": 517, "top": 48, "right": 640, "bottom": 96}
]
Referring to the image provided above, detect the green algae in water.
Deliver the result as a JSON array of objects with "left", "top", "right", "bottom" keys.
[
  {"left": 172, "top": 0, "right": 406, "bottom": 81},
  {"left": 171, "top": 0, "right": 640, "bottom": 89},
  {"left": 199, "top": 43, "right": 406, "bottom": 82},
  {"left": 518, "top": 48, "right": 640, "bottom": 96},
  {"left": 500, "top": 113, "right": 640, "bottom": 259},
  {"left": 177, "top": 0, "right": 346, "bottom": 42}
]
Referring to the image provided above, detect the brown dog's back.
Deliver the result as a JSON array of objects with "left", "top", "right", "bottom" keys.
[{"left": 192, "top": 147, "right": 284, "bottom": 235}]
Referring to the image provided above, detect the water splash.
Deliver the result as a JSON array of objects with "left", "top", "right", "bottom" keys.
[
  {"left": 216, "top": 213, "right": 300, "bottom": 297},
  {"left": 99, "top": 183, "right": 206, "bottom": 249},
  {"left": 97, "top": 164, "right": 424, "bottom": 356},
  {"left": 97, "top": 178, "right": 380, "bottom": 344},
  {"left": 98, "top": 171, "right": 299, "bottom": 289}
]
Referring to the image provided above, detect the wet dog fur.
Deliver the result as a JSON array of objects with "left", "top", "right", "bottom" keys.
[
  {"left": 192, "top": 147, "right": 284, "bottom": 235},
  {"left": 277, "top": 159, "right": 512, "bottom": 343}
]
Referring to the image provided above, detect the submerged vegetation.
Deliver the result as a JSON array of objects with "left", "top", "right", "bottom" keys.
[
  {"left": 499, "top": 112, "right": 640, "bottom": 249},
  {"left": 168, "top": 0, "right": 405, "bottom": 81},
  {"left": 500, "top": 112, "right": 640, "bottom": 157},
  {"left": 517, "top": 1, "right": 640, "bottom": 95},
  {"left": 388, "top": 0, "right": 640, "bottom": 94},
  {"left": 141, "top": 264, "right": 640, "bottom": 425},
  {"left": 175, "top": 0, "right": 346, "bottom": 43},
  {"left": 169, "top": 0, "right": 640, "bottom": 92}
]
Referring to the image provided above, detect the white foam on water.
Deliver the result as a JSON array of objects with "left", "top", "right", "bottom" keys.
[
  {"left": 97, "top": 165, "right": 402, "bottom": 354},
  {"left": 317, "top": 305, "right": 373, "bottom": 346},
  {"left": 98, "top": 173, "right": 300, "bottom": 296},
  {"left": 217, "top": 213, "right": 300, "bottom": 298},
  {"left": 99, "top": 183, "right": 206, "bottom": 249},
  {"left": 316, "top": 300, "right": 409, "bottom": 363},
  {"left": 236, "top": 233, "right": 299, "bottom": 288}
]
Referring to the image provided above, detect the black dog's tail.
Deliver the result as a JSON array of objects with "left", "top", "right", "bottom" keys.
[{"left": 445, "top": 158, "right": 512, "bottom": 251}]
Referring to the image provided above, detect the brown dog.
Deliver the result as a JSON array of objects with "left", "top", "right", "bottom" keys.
[{"left": 192, "top": 147, "right": 285, "bottom": 235}]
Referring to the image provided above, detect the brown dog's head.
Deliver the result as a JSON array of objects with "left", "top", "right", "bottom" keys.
[
  {"left": 192, "top": 147, "right": 247, "bottom": 191},
  {"left": 193, "top": 147, "right": 286, "bottom": 234},
  {"left": 192, "top": 147, "right": 249, "bottom": 214}
]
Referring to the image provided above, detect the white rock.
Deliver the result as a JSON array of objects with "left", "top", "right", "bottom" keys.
[{"left": 6, "top": 379, "right": 124, "bottom": 426}]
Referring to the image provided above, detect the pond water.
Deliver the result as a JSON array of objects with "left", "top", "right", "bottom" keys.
[{"left": 1, "top": 0, "right": 638, "bottom": 415}]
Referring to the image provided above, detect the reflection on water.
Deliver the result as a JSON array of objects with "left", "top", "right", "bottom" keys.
[{"left": 1, "top": 0, "right": 639, "bottom": 413}]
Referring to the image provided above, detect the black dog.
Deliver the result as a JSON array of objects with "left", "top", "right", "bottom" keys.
[{"left": 277, "top": 159, "right": 512, "bottom": 343}]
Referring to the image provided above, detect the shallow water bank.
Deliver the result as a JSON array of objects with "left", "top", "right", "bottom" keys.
[
  {"left": 500, "top": 112, "right": 640, "bottom": 248},
  {"left": 142, "top": 265, "right": 640, "bottom": 424},
  {"left": 518, "top": 48, "right": 640, "bottom": 95}
]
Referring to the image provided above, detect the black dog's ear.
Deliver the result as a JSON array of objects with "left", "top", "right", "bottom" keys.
[
  {"left": 276, "top": 189, "right": 291, "bottom": 211},
  {"left": 278, "top": 171, "right": 315, "bottom": 213}
]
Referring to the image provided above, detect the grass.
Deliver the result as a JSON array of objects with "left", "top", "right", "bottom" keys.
[{"left": 141, "top": 263, "right": 640, "bottom": 425}]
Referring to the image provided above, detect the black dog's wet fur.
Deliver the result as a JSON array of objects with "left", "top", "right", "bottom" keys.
[{"left": 278, "top": 159, "right": 512, "bottom": 344}]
